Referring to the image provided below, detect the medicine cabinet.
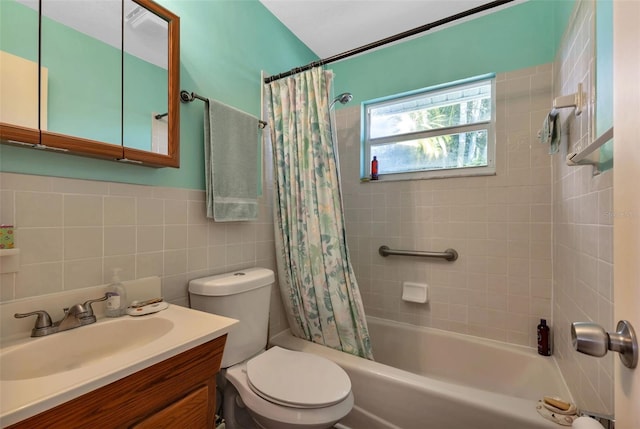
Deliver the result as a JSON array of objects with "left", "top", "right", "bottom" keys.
[{"left": 0, "top": 0, "right": 180, "bottom": 167}]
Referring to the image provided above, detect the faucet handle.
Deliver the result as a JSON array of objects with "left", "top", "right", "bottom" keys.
[
  {"left": 82, "top": 294, "right": 109, "bottom": 317},
  {"left": 14, "top": 310, "right": 53, "bottom": 329},
  {"left": 64, "top": 304, "right": 88, "bottom": 317}
]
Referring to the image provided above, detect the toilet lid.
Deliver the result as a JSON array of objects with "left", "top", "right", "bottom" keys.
[{"left": 246, "top": 346, "right": 351, "bottom": 409}]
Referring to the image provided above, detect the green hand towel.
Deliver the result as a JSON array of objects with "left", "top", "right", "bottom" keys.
[{"left": 204, "top": 99, "right": 259, "bottom": 221}]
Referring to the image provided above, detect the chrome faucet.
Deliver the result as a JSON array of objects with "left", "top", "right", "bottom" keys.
[{"left": 15, "top": 294, "right": 108, "bottom": 337}]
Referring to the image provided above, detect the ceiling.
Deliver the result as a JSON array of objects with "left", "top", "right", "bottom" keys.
[{"left": 259, "top": 0, "right": 522, "bottom": 59}]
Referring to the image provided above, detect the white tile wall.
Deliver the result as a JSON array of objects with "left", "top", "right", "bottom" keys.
[
  {"left": 551, "top": 0, "right": 614, "bottom": 415},
  {"left": 335, "top": 63, "right": 554, "bottom": 348},
  {"left": 0, "top": 170, "right": 289, "bottom": 335}
]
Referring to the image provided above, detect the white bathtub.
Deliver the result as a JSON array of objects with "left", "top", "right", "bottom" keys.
[{"left": 270, "top": 316, "right": 572, "bottom": 429}]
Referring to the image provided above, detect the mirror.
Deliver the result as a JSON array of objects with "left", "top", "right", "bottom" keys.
[
  {"left": 123, "top": 0, "right": 171, "bottom": 158},
  {"left": 0, "top": 0, "right": 180, "bottom": 167},
  {"left": 0, "top": 0, "right": 42, "bottom": 144},
  {"left": 41, "top": 0, "right": 122, "bottom": 146}
]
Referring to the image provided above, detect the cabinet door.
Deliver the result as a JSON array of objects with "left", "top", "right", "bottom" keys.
[
  {"left": 40, "top": 0, "right": 122, "bottom": 147},
  {"left": 0, "top": 0, "right": 41, "bottom": 144},
  {"left": 122, "top": 0, "right": 180, "bottom": 167},
  {"left": 131, "top": 386, "right": 209, "bottom": 429},
  {"left": 123, "top": 0, "right": 168, "bottom": 154}
]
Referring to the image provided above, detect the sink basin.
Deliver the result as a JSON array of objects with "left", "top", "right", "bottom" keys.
[
  {"left": 0, "top": 317, "right": 173, "bottom": 380},
  {"left": 1, "top": 302, "right": 237, "bottom": 428}
]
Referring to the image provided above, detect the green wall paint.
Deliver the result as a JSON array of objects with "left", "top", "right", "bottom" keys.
[
  {"left": 0, "top": 0, "right": 317, "bottom": 190},
  {"left": 123, "top": 53, "right": 169, "bottom": 151},
  {"left": 596, "top": 0, "right": 613, "bottom": 171},
  {"left": 332, "top": 0, "right": 576, "bottom": 105},
  {"left": 0, "top": 0, "right": 38, "bottom": 61}
]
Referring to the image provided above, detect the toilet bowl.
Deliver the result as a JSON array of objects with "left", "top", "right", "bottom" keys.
[
  {"left": 189, "top": 268, "right": 354, "bottom": 429},
  {"left": 224, "top": 347, "right": 353, "bottom": 429}
]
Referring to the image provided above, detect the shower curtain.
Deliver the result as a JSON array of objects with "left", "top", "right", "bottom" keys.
[{"left": 265, "top": 67, "right": 373, "bottom": 360}]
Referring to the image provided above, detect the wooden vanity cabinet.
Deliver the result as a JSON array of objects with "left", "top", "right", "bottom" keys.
[{"left": 7, "top": 334, "right": 226, "bottom": 429}]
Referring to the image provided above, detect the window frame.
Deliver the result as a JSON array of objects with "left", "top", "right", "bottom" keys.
[{"left": 361, "top": 74, "right": 497, "bottom": 181}]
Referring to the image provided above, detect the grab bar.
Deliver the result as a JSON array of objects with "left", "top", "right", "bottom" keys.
[{"left": 378, "top": 245, "right": 458, "bottom": 261}]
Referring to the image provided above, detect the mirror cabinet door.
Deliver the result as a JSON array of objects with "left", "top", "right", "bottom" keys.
[
  {"left": 123, "top": 0, "right": 168, "bottom": 154},
  {"left": 40, "top": 0, "right": 123, "bottom": 157},
  {"left": 122, "top": 0, "right": 179, "bottom": 167},
  {"left": 0, "top": 0, "right": 41, "bottom": 144}
]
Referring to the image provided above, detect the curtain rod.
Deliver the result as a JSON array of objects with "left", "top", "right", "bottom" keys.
[{"left": 264, "top": 0, "right": 515, "bottom": 84}]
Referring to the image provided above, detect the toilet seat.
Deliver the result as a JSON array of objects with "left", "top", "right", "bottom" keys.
[
  {"left": 246, "top": 347, "right": 351, "bottom": 409},
  {"left": 225, "top": 360, "right": 354, "bottom": 429}
]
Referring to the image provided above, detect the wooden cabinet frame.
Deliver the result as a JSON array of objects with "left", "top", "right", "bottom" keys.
[{"left": 0, "top": 0, "right": 180, "bottom": 168}]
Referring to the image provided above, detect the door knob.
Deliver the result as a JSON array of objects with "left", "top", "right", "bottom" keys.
[{"left": 571, "top": 320, "right": 638, "bottom": 369}]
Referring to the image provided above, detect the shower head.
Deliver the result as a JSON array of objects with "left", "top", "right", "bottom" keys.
[{"left": 330, "top": 92, "right": 353, "bottom": 109}]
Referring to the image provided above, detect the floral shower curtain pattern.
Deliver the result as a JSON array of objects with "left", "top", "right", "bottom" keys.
[{"left": 265, "top": 67, "right": 373, "bottom": 359}]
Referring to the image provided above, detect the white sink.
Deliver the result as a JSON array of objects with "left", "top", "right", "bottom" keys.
[
  {"left": 0, "top": 318, "right": 174, "bottom": 380},
  {"left": 0, "top": 304, "right": 237, "bottom": 428}
]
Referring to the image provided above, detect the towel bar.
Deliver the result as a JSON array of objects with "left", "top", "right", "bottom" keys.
[
  {"left": 180, "top": 90, "right": 267, "bottom": 128},
  {"left": 567, "top": 127, "right": 613, "bottom": 164}
]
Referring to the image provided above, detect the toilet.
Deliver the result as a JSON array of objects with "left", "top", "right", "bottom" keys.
[{"left": 189, "top": 268, "right": 353, "bottom": 429}]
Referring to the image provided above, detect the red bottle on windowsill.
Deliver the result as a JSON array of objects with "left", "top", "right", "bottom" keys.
[{"left": 371, "top": 156, "right": 379, "bottom": 180}]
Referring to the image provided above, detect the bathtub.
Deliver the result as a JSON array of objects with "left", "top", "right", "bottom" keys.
[{"left": 270, "top": 317, "right": 572, "bottom": 429}]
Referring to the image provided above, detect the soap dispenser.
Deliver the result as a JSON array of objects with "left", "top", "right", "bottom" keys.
[{"left": 106, "top": 268, "right": 127, "bottom": 317}]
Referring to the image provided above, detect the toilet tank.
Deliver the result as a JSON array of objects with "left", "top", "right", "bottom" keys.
[{"left": 189, "top": 268, "right": 274, "bottom": 368}]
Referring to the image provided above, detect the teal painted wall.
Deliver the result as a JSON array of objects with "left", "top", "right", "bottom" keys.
[
  {"left": 596, "top": 0, "right": 613, "bottom": 170},
  {"left": 332, "top": 0, "right": 576, "bottom": 105},
  {"left": 0, "top": 0, "right": 38, "bottom": 61},
  {"left": 0, "top": 0, "right": 317, "bottom": 190},
  {"left": 123, "top": 53, "right": 169, "bottom": 151}
]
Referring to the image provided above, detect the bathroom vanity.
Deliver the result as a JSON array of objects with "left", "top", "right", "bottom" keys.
[
  {"left": 6, "top": 335, "right": 226, "bottom": 429},
  {"left": 0, "top": 278, "right": 237, "bottom": 428}
]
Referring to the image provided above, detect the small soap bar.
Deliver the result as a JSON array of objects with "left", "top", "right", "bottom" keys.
[{"left": 543, "top": 396, "right": 571, "bottom": 411}]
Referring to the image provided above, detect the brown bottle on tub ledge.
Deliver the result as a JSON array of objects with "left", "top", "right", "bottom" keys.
[{"left": 537, "top": 318, "right": 552, "bottom": 356}]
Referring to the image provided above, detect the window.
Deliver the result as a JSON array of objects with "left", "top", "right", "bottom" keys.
[{"left": 362, "top": 75, "right": 496, "bottom": 180}]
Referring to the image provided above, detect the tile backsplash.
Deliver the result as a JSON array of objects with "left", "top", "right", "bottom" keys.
[{"left": 0, "top": 171, "right": 288, "bottom": 335}]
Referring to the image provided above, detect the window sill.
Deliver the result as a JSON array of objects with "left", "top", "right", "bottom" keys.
[{"left": 360, "top": 166, "right": 496, "bottom": 183}]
